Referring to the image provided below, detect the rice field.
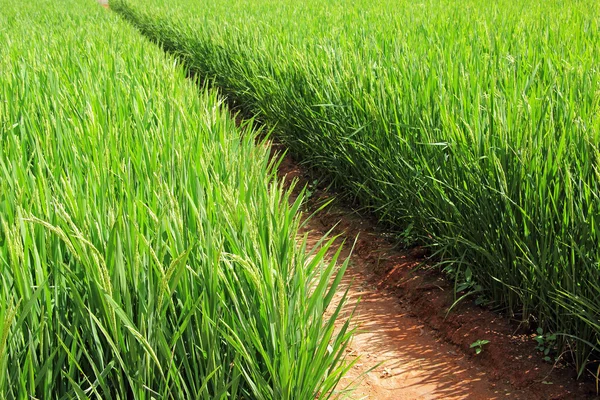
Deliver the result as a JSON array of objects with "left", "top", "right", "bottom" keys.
[
  {"left": 0, "top": 0, "right": 353, "bottom": 397},
  {"left": 111, "top": 0, "right": 600, "bottom": 376}
]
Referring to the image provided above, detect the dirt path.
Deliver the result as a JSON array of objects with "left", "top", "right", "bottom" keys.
[
  {"left": 298, "top": 196, "right": 517, "bottom": 399},
  {"left": 315, "top": 253, "right": 508, "bottom": 399},
  {"left": 322, "top": 259, "right": 506, "bottom": 399}
]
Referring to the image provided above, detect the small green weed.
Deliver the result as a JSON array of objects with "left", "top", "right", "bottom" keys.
[
  {"left": 534, "top": 328, "right": 558, "bottom": 363},
  {"left": 470, "top": 339, "right": 490, "bottom": 355}
]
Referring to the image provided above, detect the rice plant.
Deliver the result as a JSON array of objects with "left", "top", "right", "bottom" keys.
[
  {"left": 0, "top": 0, "right": 353, "bottom": 398},
  {"left": 112, "top": 0, "right": 600, "bottom": 375}
]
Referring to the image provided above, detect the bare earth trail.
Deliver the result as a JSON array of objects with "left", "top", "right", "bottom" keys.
[
  {"left": 312, "top": 247, "right": 506, "bottom": 400},
  {"left": 288, "top": 175, "right": 522, "bottom": 399},
  {"left": 308, "top": 243, "right": 506, "bottom": 400}
]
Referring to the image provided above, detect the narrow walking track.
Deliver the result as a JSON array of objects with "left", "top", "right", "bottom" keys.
[
  {"left": 322, "top": 264, "right": 505, "bottom": 399},
  {"left": 309, "top": 248, "right": 508, "bottom": 399},
  {"left": 281, "top": 156, "right": 516, "bottom": 399}
]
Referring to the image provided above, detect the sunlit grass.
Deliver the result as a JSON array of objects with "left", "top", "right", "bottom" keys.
[{"left": 0, "top": 0, "right": 353, "bottom": 397}]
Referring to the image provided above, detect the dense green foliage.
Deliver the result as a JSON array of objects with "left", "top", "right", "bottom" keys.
[
  {"left": 112, "top": 0, "right": 600, "bottom": 373},
  {"left": 0, "top": 0, "right": 353, "bottom": 398}
]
